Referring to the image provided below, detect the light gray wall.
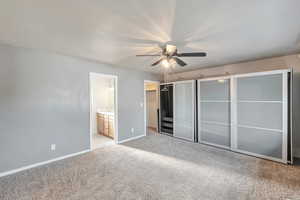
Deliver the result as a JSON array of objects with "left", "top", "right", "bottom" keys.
[{"left": 0, "top": 44, "right": 160, "bottom": 173}]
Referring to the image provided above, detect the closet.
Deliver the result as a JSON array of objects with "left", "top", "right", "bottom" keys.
[
  {"left": 160, "top": 84, "right": 174, "bottom": 135},
  {"left": 160, "top": 81, "right": 196, "bottom": 141},
  {"left": 197, "top": 70, "right": 291, "bottom": 163},
  {"left": 160, "top": 70, "right": 291, "bottom": 163}
]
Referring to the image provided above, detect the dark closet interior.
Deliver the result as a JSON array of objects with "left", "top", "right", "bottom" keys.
[{"left": 160, "top": 84, "right": 173, "bottom": 134}]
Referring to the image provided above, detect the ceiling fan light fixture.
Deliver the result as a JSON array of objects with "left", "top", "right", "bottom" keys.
[
  {"left": 166, "top": 44, "right": 177, "bottom": 54},
  {"left": 169, "top": 58, "right": 177, "bottom": 67},
  {"left": 161, "top": 59, "right": 170, "bottom": 68},
  {"left": 136, "top": 44, "right": 207, "bottom": 68}
]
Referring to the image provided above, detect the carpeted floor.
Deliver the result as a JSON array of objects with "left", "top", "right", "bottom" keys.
[{"left": 1, "top": 132, "right": 300, "bottom": 200}]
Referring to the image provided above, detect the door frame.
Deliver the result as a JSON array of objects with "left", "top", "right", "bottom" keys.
[
  {"left": 144, "top": 80, "right": 160, "bottom": 135},
  {"left": 89, "top": 72, "right": 119, "bottom": 150}
]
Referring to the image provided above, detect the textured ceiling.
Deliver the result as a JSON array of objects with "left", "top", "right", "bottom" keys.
[{"left": 0, "top": 0, "right": 300, "bottom": 74}]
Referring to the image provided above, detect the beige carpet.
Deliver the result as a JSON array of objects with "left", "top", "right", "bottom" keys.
[{"left": 1, "top": 133, "right": 300, "bottom": 200}]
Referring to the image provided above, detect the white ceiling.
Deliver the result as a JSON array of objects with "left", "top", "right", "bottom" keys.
[{"left": 1, "top": 0, "right": 300, "bottom": 73}]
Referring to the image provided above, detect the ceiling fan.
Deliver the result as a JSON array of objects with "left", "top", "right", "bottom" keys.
[{"left": 136, "top": 44, "right": 207, "bottom": 68}]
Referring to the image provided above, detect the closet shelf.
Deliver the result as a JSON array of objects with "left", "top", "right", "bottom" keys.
[
  {"left": 161, "top": 122, "right": 173, "bottom": 128},
  {"left": 162, "top": 117, "right": 173, "bottom": 122}
]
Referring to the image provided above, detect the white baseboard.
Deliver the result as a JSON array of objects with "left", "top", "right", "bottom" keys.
[
  {"left": 0, "top": 134, "right": 146, "bottom": 178},
  {"left": 117, "top": 134, "right": 146, "bottom": 144},
  {"left": 0, "top": 149, "right": 90, "bottom": 178}
]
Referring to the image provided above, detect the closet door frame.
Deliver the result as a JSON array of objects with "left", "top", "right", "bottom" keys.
[
  {"left": 232, "top": 69, "right": 289, "bottom": 164},
  {"left": 174, "top": 80, "right": 196, "bottom": 141},
  {"left": 197, "top": 76, "right": 231, "bottom": 149}
]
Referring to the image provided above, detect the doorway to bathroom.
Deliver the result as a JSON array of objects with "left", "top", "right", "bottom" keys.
[
  {"left": 144, "top": 80, "right": 160, "bottom": 135},
  {"left": 89, "top": 73, "right": 118, "bottom": 150}
]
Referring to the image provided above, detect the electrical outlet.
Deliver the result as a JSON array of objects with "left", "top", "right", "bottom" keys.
[
  {"left": 131, "top": 128, "right": 134, "bottom": 133},
  {"left": 51, "top": 144, "right": 56, "bottom": 151},
  {"left": 140, "top": 102, "right": 143, "bottom": 108}
]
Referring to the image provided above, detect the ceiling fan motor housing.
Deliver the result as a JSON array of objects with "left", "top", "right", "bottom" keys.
[{"left": 136, "top": 44, "right": 207, "bottom": 67}]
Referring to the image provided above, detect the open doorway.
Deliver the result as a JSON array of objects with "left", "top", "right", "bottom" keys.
[
  {"left": 90, "top": 73, "right": 118, "bottom": 150},
  {"left": 144, "top": 81, "right": 160, "bottom": 135}
]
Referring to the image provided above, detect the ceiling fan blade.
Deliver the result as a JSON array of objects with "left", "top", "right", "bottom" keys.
[
  {"left": 151, "top": 58, "right": 164, "bottom": 66},
  {"left": 136, "top": 54, "right": 161, "bottom": 57},
  {"left": 173, "top": 57, "right": 187, "bottom": 67},
  {"left": 176, "top": 52, "right": 207, "bottom": 57}
]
